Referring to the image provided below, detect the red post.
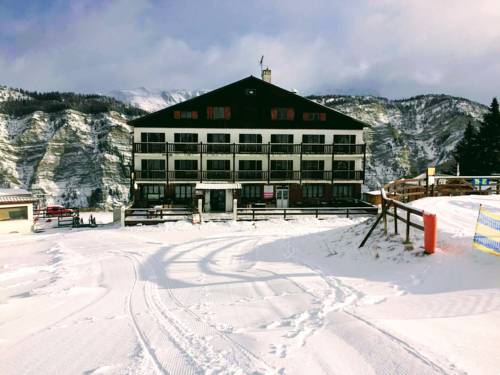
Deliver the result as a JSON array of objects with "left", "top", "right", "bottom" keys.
[{"left": 423, "top": 212, "right": 437, "bottom": 254}]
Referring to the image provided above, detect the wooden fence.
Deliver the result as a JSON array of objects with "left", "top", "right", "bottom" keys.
[
  {"left": 360, "top": 188, "right": 425, "bottom": 247},
  {"left": 384, "top": 175, "right": 500, "bottom": 203}
]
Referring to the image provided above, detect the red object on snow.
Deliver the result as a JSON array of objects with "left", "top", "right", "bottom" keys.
[
  {"left": 423, "top": 212, "right": 437, "bottom": 254},
  {"left": 46, "top": 205, "right": 74, "bottom": 217}
]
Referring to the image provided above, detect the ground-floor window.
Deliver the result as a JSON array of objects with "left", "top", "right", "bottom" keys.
[
  {"left": 333, "top": 184, "right": 354, "bottom": 198},
  {"left": 0, "top": 206, "right": 28, "bottom": 221},
  {"left": 303, "top": 184, "right": 324, "bottom": 198},
  {"left": 175, "top": 185, "right": 195, "bottom": 199},
  {"left": 242, "top": 185, "right": 263, "bottom": 199},
  {"left": 140, "top": 185, "right": 164, "bottom": 201}
]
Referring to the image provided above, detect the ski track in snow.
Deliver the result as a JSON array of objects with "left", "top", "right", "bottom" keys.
[{"left": 0, "top": 197, "right": 499, "bottom": 374}]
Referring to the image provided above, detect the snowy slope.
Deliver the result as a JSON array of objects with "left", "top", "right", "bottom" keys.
[{"left": 0, "top": 196, "right": 498, "bottom": 374}]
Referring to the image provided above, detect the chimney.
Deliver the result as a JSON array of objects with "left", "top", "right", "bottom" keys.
[{"left": 261, "top": 68, "right": 271, "bottom": 83}]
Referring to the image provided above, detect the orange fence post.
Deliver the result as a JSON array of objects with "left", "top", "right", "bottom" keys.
[{"left": 423, "top": 213, "right": 437, "bottom": 254}]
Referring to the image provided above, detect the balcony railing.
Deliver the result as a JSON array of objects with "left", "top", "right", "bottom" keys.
[
  {"left": 134, "top": 142, "right": 366, "bottom": 155},
  {"left": 333, "top": 170, "right": 364, "bottom": 180},
  {"left": 135, "top": 170, "right": 166, "bottom": 180},
  {"left": 135, "top": 170, "right": 364, "bottom": 181}
]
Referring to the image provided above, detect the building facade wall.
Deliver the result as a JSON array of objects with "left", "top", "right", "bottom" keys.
[{"left": 0, "top": 203, "right": 34, "bottom": 234}]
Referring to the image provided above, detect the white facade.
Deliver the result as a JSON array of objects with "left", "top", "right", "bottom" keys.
[
  {"left": 0, "top": 202, "right": 34, "bottom": 234},
  {"left": 133, "top": 127, "right": 365, "bottom": 184}
]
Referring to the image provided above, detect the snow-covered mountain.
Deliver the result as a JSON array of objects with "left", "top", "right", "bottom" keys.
[
  {"left": 0, "top": 85, "right": 488, "bottom": 207},
  {"left": 107, "top": 87, "right": 206, "bottom": 113},
  {"left": 315, "top": 94, "right": 487, "bottom": 185}
]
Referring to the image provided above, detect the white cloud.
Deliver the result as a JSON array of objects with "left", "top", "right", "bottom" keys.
[{"left": 0, "top": 0, "right": 499, "bottom": 103}]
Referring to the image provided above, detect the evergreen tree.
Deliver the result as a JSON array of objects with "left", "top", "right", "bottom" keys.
[
  {"left": 453, "top": 98, "right": 500, "bottom": 175},
  {"left": 477, "top": 98, "right": 500, "bottom": 174},
  {"left": 454, "top": 121, "right": 480, "bottom": 174}
]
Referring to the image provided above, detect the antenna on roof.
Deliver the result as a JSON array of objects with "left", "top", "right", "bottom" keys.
[{"left": 259, "top": 55, "right": 264, "bottom": 74}]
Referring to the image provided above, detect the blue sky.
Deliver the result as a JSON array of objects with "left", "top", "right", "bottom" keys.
[{"left": 0, "top": 0, "right": 499, "bottom": 103}]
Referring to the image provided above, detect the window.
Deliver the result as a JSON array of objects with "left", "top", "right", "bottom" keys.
[
  {"left": 303, "top": 185, "right": 324, "bottom": 198},
  {"left": 173, "top": 111, "right": 198, "bottom": 120},
  {"left": 0, "top": 206, "right": 28, "bottom": 221},
  {"left": 174, "top": 160, "right": 197, "bottom": 170},
  {"left": 303, "top": 112, "right": 326, "bottom": 121},
  {"left": 141, "top": 132, "right": 165, "bottom": 142},
  {"left": 302, "top": 135, "right": 325, "bottom": 144},
  {"left": 207, "top": 106, "right": 231, "bottom": 120},
  {"left": 207, "top": 134, "right": 230, "bottom": 143},
  {"left": 302, "top": 160, "right": 325, "bottom": 179},
  {"left": 271, "top": 134, "right": 294, "bottom": 153},
  {"left": 141, "top": 185, "right": 164, "bottom": 201},
  {"left": 242, "top": 185, "right": 262, "bottom": 199},
  {"left": 271, "top": 134, "right": 293, "bottom": 143},
  {"left": 174, "top": 133, "right": 198, "bottom": 143},
  {"left": 333, "top": 160, "right": 355, "bottom": 170},
  {"left": 302, "top": 134, "right": 326, "bottom": 153},
  {"left": 239, "top": 134, "right": 262, "bottom": 143},
  {"left": 302, "top": 160, "right": 324, "bottom": 170},
  {"left": 175, "top": 185, "right": 194, "bottom": 199},
  {"left": 334, "top": 134, "right": 356, "bottom": 144},
  {"left": 271, "top": 107, "right": 294, "bottom": 121},
  {"left": 207, "top": 160, "right": 230, "bottom": 170},
  {"left": 333, "top": 184, "right": 354, "bottom": 198},
  {"left": 141, "top": 159, "right": 165, "bottom": 170},
  {"left": 239, "top": 160, "right": 262, "bottom": 170},
  {"left": 271, "top": 160, "right": 293, "bottom": 170}
]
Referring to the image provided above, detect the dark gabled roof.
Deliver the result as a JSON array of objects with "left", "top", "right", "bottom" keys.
[{"left": 129, "top": 76, "right": 369, "bottom": 130}]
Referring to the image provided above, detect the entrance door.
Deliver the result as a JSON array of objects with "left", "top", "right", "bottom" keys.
[
  {"left": 276, "top": 186, "right": 289, "bottom": 208},
  {"left": 210, "top": 190, "right": 226, "bottom": 212}
]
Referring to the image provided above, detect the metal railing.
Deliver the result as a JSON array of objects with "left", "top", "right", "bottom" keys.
[
  {"left": 134, "top": 142, "right": 366, "bottom": 155},
  {"left": 124, "top": 207, "right": 192, "bottom": 225},
  {"left": 237, "top": 206, "right": 378, "bottom": 221},
  {"left": 135, "top": 170, "right": 364, "bottom": 181}
]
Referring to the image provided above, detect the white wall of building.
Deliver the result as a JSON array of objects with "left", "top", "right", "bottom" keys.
[{"left": 0, "top": 203, "right": 34, "bottom": 234}]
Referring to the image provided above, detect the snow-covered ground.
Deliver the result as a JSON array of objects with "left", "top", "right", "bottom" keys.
[{"left": 0, "top": 196, "right": 499, "bottom": 374}]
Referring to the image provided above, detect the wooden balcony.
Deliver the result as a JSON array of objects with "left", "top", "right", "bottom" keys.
[{"left": 133, "top": 142, "right": 366, "bottom": 155}]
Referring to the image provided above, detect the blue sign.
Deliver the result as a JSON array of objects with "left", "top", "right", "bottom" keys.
[{"left": 473, "top": 178, "right": 490, "bottom": 186}]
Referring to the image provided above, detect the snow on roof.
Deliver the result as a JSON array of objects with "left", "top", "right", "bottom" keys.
[{"left": 0, "top": 189, "right": 37, "bottom": 204}]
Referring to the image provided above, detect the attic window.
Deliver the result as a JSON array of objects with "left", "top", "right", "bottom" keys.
[
  {"left": 303, "top": 112, "right": 326, "bottom": 121},
  {"left": 173, "top": 111, "right": 198, "bottom": 120},
  {"left": 207, "top": 106, "right": 231, "bottom": 120},
  {"left": 271, "top": 107, "right": 294, "bottom": 121},
  {"left": 245, "top": 88, "right": 257, "bottom": 95}
]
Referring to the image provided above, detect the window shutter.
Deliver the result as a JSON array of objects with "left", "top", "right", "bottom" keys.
[
  {"left": 207, "top": 106, "right": 213, "bottom": 119},
  {"left": 271, "top": 108, "right": 278, "bottom": 120},
  {"left": 224, "top": 106, "right": 231, "bottom": 120},
  {"left": 287, "top": 108, "right": 295, "bottom": 121},
  {"left": 192, "top": 111, "right": 198, "bottom": 119},
  {"left": 303, "top": 112, "right": 309, "bottom": 121},
  {"left": 173, "top": 110, "right": 181, "bottom": 119},
  {"left": 320, "top": 113, "right": 326, "bottom": 121}
]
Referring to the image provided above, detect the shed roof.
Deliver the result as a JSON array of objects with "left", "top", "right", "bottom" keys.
[{"left": 0, "top": 189, "right": 37, "bottom": 204}]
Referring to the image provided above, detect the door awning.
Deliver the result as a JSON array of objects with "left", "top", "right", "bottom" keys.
[{"left": 195, "top": 183, "right": 242, "bottom": 190}]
